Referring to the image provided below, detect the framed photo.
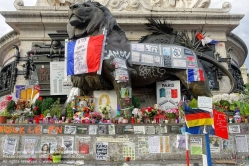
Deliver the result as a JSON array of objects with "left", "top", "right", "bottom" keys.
[{"left": 3, "top": 136, "right": 18, "bottom": 155}]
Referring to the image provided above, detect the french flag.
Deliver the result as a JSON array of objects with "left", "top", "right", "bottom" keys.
[
  {"left": 187, "top": 68, "right": 205, "bottom": 82},
  {"left": 196, "top": 33, "right": 218, "bottom": 46},
  {"left": 67, "top": 34, "right": 104, "bottom": 75}
]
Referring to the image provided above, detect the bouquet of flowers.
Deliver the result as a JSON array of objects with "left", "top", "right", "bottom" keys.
[
  {"left": 99, "top": 104, "right": 111, "bottom": 119},
  {"left": 90, "top": 112, "right": 102, "bottom": 120},
  {"left": 144, "top": 107, "right": 159, "bottom": 120},
  {"left": 16, "top": 100, "right": 27, "bottom": 111},
  {"left": 165, "top": 108, "right": 178, "bottom": 119}
]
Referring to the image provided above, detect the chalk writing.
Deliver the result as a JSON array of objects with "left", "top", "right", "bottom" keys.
[
  {"left": 138, "top": 66, "right": 166, "bottom": 78},
  {"left": 106, "top": 50, "right": 130, "bottom": 59}
]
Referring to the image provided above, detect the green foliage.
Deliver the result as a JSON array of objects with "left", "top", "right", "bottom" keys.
[
  {"left": 66, "top": 102, "right": 74, "bottom": 119},
  {"left": 188, "top": 98, "right": 198, "bottom": 108},
  {"left": 51, "top": 98, "right": 61, "bottom": 119},
  {"left": 33, "top": 99, "right": 42, "bottom": 115},
  {"left": 0, "top": 111, "right": 11, "bottom": 117},
  {"left": 41, "top": 98, "right": 54, "bottom": 114},
  {"left": 220, "top": 100, "right": 230, "bottom": 107},
  {"left": 6, "top": 100, "right": 16, "bottom": 114},
  {"left": 132, "top": 96, "right": 141, "bottom": 108}
]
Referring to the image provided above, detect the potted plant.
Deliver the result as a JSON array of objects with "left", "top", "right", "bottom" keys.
[
  {"left": 0, "top": 110, "right": 11, "bottom": 124},
  {"left": 165, "top": 108, "right": 178, "bottom": 123},
  {"left": 51, "top": 147, "right": 64, "bottom": 163}
]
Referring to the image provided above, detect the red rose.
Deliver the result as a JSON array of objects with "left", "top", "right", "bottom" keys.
[{"left": 38, "top": 96, "right": 43, "bottom": 101}]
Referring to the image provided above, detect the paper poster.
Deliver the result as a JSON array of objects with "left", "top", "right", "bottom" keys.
[
  {"left": 235, "top": 135, "right": 248, "bottom": 152},
  {"left": 176, "top": 135, "right": 186, "bottom": 149},
  {"left": 145, "top": 44, "right": 158, "bottom": 53},
  {"left": 62, "top": 136, "right": 74, "bottom": 154},
  {"left": 78, "top": 137, "right": 91, "bottom": 155},
  {"left": 23, "top": 138, "right": 37, "bottom": 155},
  {"left": 221, "top": 139, "right": 234, "bottom": 153},
  {"left": 113, "top": 58, "right": 127, "bottom": 69},
  {"left": 145, "top": 126, "right": 155, "bottom": 135},
  {"left": 131, "top": 52, "right": 140, "bottom": 62},
  {"left": 209, "top": 136, "right": 220, "bottom": 152},
  {"left": 79, "top": 142, "right": 90, "bottom": 154},
  {"left": 89, "top": 125, "right": 98, "bottom": 135},
  {"left": 172, "top": 47, "right": 181, "bottom": 58},
  {"left": 121, "top": 87, "right": 132, "bottom": 98},
  {"left": 187, "top": 56, "right": 196, "bottom": 68},
  {"left": 160, "top": 136, "right": 170, "bottom": 153},
  {"left": 156, "top": 80, "right": 181, "bottom": 110},
  {"left": 134, "top": 126, "right": 145, "bottom": 134},
  {"left": 198, "top": 96, "right": 212, "bottom": 109},
  {"left": 49, "top": 142, "right": 58, "bottom": 154},
  {"left": 40, "top": 142, "right": 50, "bottom": 154},
  {"left": 64, "top": 125, "right": 77, "bottom": 134},
  {"left": 98, "top": 125, "right": 107, "bottom": 135},
  {"left": 131, "top": 43, "right": 144, "bottom": 51},
  {"left": 3, "top": 137, "right": 17, "bottom": 155},
  {"left": 123, "top": 142, "right": 135, "bottom": 160},
  {"left": 114, "top": 69, "right": 129, "bottom": 82},
  {"left": 162, "top": 47, "right": 171, "bottom": 56},
  {"left": 173, "top": 59, "right": 186, "bottom": 68},
  {"left": 96, "top": 142, "right": 108, "bottom": 160},
  {"left": 228, "top": 125, "right": 240, "bottom": 134},
  {"left": 148, "top": 136, "right": 160, "bottom": 153},
  {"left": 50, "top": 61, "right": 70, "bottom": 95},
  {"left": 138, "top": 137, "right": 149, "bottom": 154},
  {"left": 108, "top": 125, "right": 115, "bottom": 135},
  {"left": 190, "top": 137, "right": 202, "bottom": 155}
]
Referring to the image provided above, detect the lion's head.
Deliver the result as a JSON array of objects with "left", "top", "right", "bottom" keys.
[{"left": 67, "top": 1, "right": 120, "bottom": 39}]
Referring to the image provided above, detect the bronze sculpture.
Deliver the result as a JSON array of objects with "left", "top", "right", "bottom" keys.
[{"left": 66, "top": 1, "right": 234, "bottom": 110}]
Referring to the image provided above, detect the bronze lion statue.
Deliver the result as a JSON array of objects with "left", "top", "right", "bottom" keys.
[{"left": 66, "top": 1, "right": 234, "bottom": 110}]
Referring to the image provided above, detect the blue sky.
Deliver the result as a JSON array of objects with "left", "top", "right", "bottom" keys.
[{"left": 0, "top": 0, "right": 248, "bottom": 71}]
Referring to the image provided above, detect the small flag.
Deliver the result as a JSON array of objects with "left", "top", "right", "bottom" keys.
[
  {"left": 213, "top": 110, "right": 228, "bottom": 140},
  {"left": 184, "top": 107, "right": 213, "bottom": 128},
  {"left": 187, "top": 68, "right": 205, "bottom": 82},
  {"left": 196, "top": 32, "right": 218, "bottom": 46},
  {"left": 67, "top": 34, "right": 104, "bottom": 75}
]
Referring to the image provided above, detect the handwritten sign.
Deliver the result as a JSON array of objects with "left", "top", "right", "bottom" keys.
[
  {"left": 198, "top": 96, "right": 212, "bottom": 109},
  {"left": 96, "top": 142, "right": 108, "bottom": 160},
  {"left": 235, "top": 135, "right": 248, "bottom": 152},
  {"left": 50, "top": 62, "right": 71, "bottom": 95},
  {"left": 190, "top": 137, "right": 202, "bottom": 155},
  {"left": 213, "top": 110, "right": 228, "bottom": 139}
]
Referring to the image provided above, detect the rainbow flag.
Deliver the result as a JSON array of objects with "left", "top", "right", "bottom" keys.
[{"left": 184, "top": 107, "right": 213, "bottom": 128}]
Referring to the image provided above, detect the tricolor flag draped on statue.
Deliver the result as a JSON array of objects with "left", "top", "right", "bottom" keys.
[
  {"left": 187, "top": 68, "right": 205, "bottom": 82},
  {"left": 67, "top": 34, "right": 105, "bottom": 75}
]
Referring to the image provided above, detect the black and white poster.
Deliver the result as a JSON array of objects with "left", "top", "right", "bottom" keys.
[
  {"left": 3, "top": 137, "right": 17, "bottom": 155},
  {"left": 62, "top": 136, "right": 74, "bottom": 154},
  {"left": 64, "top": 125, "right": 77, "bottom": 134},
  {"left": 96, "top": 142, "right": 108, "bottom": 160}
]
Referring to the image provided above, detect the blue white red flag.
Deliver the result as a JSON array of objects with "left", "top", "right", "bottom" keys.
[
  {"left": 196, "top": 32, "right": 218, "bottom": 46},
  {"left": 187, "top": 68, "right": 205, "bottom": 82},
  {"left": 67, "top": 34, "right": 104, "bottom": 75}
]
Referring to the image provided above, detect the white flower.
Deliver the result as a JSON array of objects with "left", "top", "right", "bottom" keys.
[
  {"left": 221, "top": 93, "right": 230, "bottom": 101},
  {"left": 212, "top": 94, "right": 222, "bottom": 103}
]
